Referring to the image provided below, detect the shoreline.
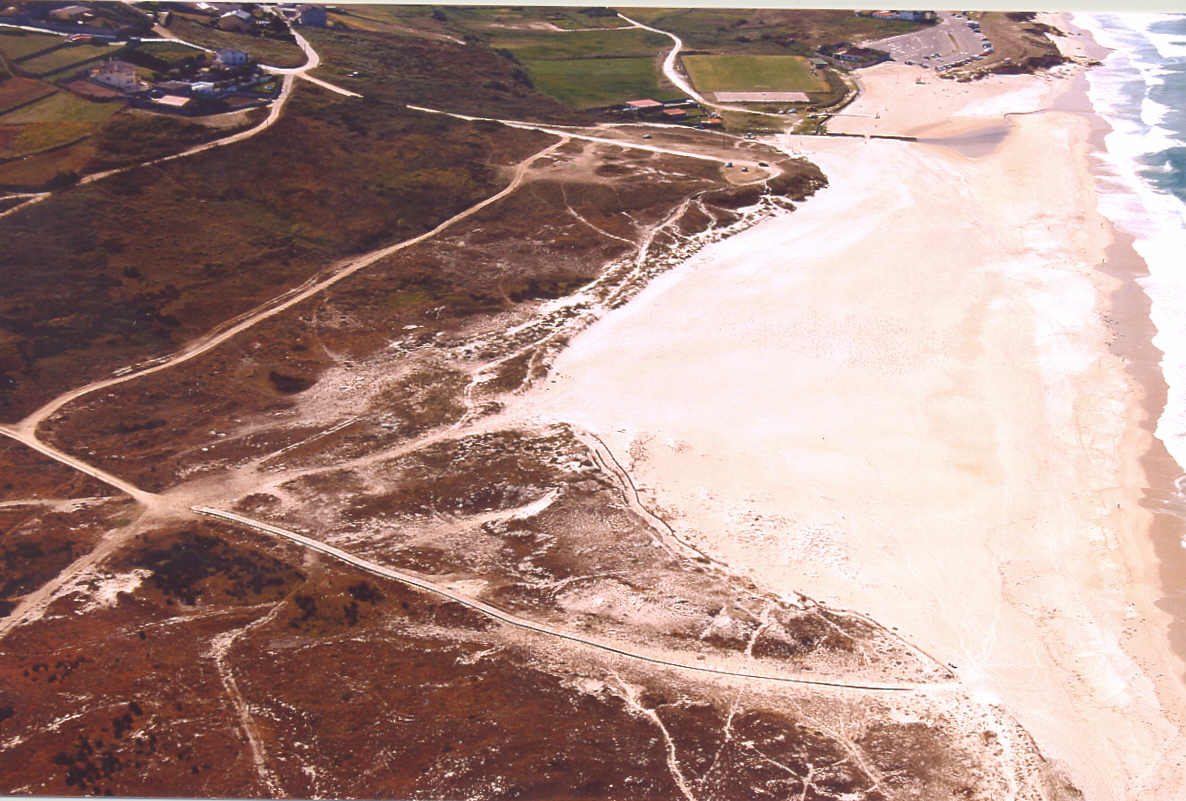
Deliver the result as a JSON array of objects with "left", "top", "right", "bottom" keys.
[{"left": 1070, "top": 3, "right": 1186, "bottom": 718}]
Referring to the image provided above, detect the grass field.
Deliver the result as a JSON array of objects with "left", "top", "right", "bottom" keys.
[
  {"left": 681, "top": 54, "right": 828, "bottom": 93},
  {"left": 0, "top": 90, "right": 118, "bottom": 125},
  {"left": 136, "top": 41, "right": 205, "bottom": 66},
  {"left": 445, "top": 6, "right": 631, "bottom": 32},
  {"left": 490, "top": 28, "right": 669, "bottom": 61},
  {"left": 0, "top": 77, "right": 56, "bottom": 114},
  {"left": 0, "top": 91, "right": 121, "bottom": 158},
  {"left": 0, "top": 31, "right": 63, "bottom": 61},
  {"left": 18, "top": 43, "right": 123, "bottom": 77},
  {"left": 522, "top": 56, "right": 680, "bottom": 109},
  {"left": 616, "top": 8, "right": 927, "bottom": 55}
]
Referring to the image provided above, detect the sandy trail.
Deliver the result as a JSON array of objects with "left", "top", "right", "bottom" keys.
[
  {"left": 520, "top": 66, "right": 1186, "bottom": 800},
  {"left": 192, "top": 506, "right": 946, "bottom": 693}
]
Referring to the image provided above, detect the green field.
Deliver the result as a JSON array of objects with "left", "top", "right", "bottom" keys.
[
  {"left": 0, "top": 90, "right": 118, "bottom": 125},
  {"left": 490, "top": 28, "right": 670, "bottom": 61},
  {"left": 613, "top": 8, "right": 927, "bottom": 55},
  {"left": 136, "top": 41, "right": 205, "bottom": 66},
  {"left": 681, "top": 54, "right": 828, "bottom": 94},
  {"left": 0, "top": 90, "right": 120, "bottom": 159},
  {"left": 18, "top": 43, "right": 123, "bottom": 77},
  {"left": 522, "top": 56, "right": 681, "bottom": 109},
  {"left": 446, "top": 6, "right": 631, "bottom": 32},
  {"left": 0, "top": 31, "right": 64, "bottom": 61}
]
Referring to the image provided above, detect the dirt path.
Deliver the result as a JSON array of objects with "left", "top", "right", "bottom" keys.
[
  {"left": 192, "top": 505, "right": 949, "bottom": 694},
  {"left": 407, "top": 104, "right": 778, "bottom": 183},
  {"left": 0, "top": 423, "right": 160, "bottom": 507},
  {"left": 7, "top": 137, "right": 570, "bottom": 451}
]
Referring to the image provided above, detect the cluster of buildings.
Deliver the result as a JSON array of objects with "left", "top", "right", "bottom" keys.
[
  {"left": 0, "top": 1, "right": 152, "bottom": 37},
  {"left": 817, "top": 42, "right": 890, "bottom": 67},
  {"left": 858, "top": 10, "right": 937, "bottom": 23},
  {"left": 88, "top": 46, "right": 275, "bottom": 113},
  {"left": 175, "top": 2, "right": 327, "bottom": 31},
  {"left": 621, "top": 98, "right": 723, "bottom": 128}
]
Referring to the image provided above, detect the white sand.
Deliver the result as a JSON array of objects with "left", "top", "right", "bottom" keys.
[{"left": 520, "top": 66, "right": 1186, "bottom": 799}]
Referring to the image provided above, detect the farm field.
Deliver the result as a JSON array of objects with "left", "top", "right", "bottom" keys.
[
  {"left": 489, "top": 28, "right": 669, "bottom": 61},
  {"left": 445, "top": 5, "right": 632, "bottom": 32},
  {"left": 0, "top": 76, "right": 55, "bottom": 114},
  {"left": 682, "top": 54, "right": 829, "bottom": 94},
  {"left": 0, "top": 90, "right": 120, "bottom": 159},
  {"left": 135, "top": 40, "right": 205, "bottom": 66},
  {"left": 522, "top": 56, "right": 681, "bottom": 109},
  {"left": 618, "top": 8, "right": 928, "bottom": 55},
  {"left": 17, "top": 42, "right": 123, "bottom": 77},
  {"left": 0, "top": 30, "right": 62, "bottom": 61}
]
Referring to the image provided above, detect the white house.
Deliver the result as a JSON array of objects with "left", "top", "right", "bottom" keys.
[
  {"left": 91, "top": 59, "right": 145, "bottom": 93},
  {"left": 215, "top": 47, "right": 248, "bottom": 66}
]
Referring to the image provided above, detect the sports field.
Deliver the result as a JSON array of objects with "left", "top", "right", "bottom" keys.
[
  {"left": 681, "top": 54, "right": 829, "bottom": 94},
  {"left": 522, "top": 56, "right": 682, "bottom": 109}
]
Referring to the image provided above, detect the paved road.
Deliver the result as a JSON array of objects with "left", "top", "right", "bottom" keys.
[
  {"left": 194, "top": 505, "right": 945, "bottom": 693},
  {"left": 866, "top": 12, "right": 992, "bottom": 71}
]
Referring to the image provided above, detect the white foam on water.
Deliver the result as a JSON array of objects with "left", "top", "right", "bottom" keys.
[{"left": 1076, "top": 13, "right": 1186, "bottom": 483}]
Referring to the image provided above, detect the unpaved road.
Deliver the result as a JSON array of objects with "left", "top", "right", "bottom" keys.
[
  {"left": 193, "top": 505, "right": 947, "bottom": 694},
  {"left": 4, "top": 137, "right": 569, "bottom": 452}
]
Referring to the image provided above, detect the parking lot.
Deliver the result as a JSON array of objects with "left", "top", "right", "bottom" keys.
[{"left": 867, "top": 12, "right": 993, "bottom": 71}]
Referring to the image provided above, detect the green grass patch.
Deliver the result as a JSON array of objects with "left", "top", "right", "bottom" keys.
[
  {"left": 18, "top": 43, "right": 124, "bottom": 77},
  {"left": 0, "top": 92, "right": 120, "bottom": 159},
  {"left": 682, "top": 54, "right": 828, "bottom": 93},
  {"left": 612, "top": 8, "right": 928, "bottom": 55},
  {"left": 0, "top": 90, "right": 118, "bottom": 125},
  {"left": 0, "top": 30, "right": 63, "bottom": 61},
  {"left": 490, "top": 28, "right": 669, "bottom": 61},
  {"left": 522, "top": 56, "right": 680, "bottom": 109},
  {"left": 446, "top": 6, "right": 631, "bottom": 33},
  {"left": 135, "top": 41, "right": 205, "bottom": 66}
]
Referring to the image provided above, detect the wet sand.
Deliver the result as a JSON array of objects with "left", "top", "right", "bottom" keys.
[{"left": 520, "top": 58, "right": 1186, "bottom": 801}]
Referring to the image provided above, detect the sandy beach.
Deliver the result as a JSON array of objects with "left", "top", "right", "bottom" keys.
[{"left": 521, "top": 57, "right": 1186, "bottom": 801}]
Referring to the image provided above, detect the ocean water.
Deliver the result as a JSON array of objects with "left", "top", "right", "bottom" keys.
[{"left": 1075, "top": 13, "right": 1186, "bottom": 479}]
